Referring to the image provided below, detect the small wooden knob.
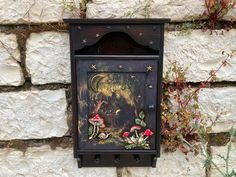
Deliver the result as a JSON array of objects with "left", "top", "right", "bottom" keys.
[
  {"left": 114, "top": 155, "right": 120, "bottom": 163},
  {"left": 94, "top": 155, "right": 100, "bottom": 163},
  {"left": 133, "top": 155, "right": 140, "bottom": 163}
]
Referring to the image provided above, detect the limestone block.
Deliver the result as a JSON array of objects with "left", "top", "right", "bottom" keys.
[
  {"left": 0, "top": 89, "right": 68, "bottom": 140},
  {"left": 0, "top": 146, "right": 117, "bottom": 177},
  {"left": 0, "top": 33, "right": 24, "bottom": 86},
  {"left": 164, "top": 30, "right": 236, "bottom": 82},
  {"left": 26, "top": 32, "right": 70, "bottom": 85}
]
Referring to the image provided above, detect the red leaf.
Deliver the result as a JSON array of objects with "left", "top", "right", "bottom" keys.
[
  {"left": 207, "top": 0, "right": 216, "bottom": 8},
  {"left": 179, "top": 144, "right": 189, "bottom": 154}
]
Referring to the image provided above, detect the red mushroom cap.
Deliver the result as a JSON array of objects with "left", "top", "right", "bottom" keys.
[
  {"left": 122, "top": 132, "right": 130, "bottom": 137},
  {"left": 89, "top": 114, "right": 104, "bottom": 126},
  {"left": 93, "top": 114, "right": 101, "bottom": 121},
  {"left": 130, "top": 125, "right": 141, "bottom": 132},
  {"left": 143, "top": 129, "right": 153, "bottom": 136}
]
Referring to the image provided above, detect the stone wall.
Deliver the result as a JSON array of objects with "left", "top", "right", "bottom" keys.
[{"left": 0, "top": 0, "right": 235, "bottom": 177}]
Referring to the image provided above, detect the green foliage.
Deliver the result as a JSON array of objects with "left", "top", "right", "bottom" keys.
[
  {"left": 139, "top": 111, "right": 145, "bottom": 119},
  {"left": 161, "top": 51, "right": 234, "bottom": 153},
  {"left": 203, "top": 0, "right": 236, "bottom": 30},
  {"left": 122, "top": 111, "right": 152, "bottom": 149},
  {"left": 124, "top": 144, "right": 137, "bottom": 149},
  {"left": 88, "top": 125, "right": 93, "bottom": 136},
  {"left": 61, "top": 0, "right": 78, "bottom": 13},
  {"left": 161, "top": 60, "right": 201, "bottom": 152},
  {"left": 135, "top": 111, "right": 146, "bottom": 127},
  {"left": 60, "top": 0, "right": 89, "bottom": 18},
  {"left": 200, "top": 127, "right": 236, "bottom": 177},
  {"left": 176, "top": 21, "right": 207, "bottom": 35},
  {"left": 135, "top": 118, "right": 141, "bottom": 125},
  {"left": 162, "top": 51, "right": 235, "bottom": 177},
  {"left": 80, "top": 0, "right": 88, "bottom": 11},
  {"left": 140, "top": 121, "right": 146, "bottom": 127},
  {"left": 123, "top": 0, "right": 235, "bottom": 32},
  {"left": 124, "top": 140, "right": 150, "bottom": 149},
  {"left": 203, "top": 156, "right": 212, "bottom": 169},
  {"left": 123, "top": 0, "right": 152, "bottom": 18}
]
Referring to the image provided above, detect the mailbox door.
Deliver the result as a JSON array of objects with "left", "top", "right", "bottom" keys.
[{"left": 76, "top": 55, "right": 160, "bottom": 152}]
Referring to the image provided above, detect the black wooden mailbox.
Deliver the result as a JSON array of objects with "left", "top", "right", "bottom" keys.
[{"left": 64, "top": 19, "right": 170, "bottom": 167}]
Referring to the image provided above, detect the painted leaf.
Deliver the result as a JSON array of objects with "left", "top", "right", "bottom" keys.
[
  {"left": 135, "top": 118, "right": 142, "bottom": 125},
  {"left": 88, "top": 126, "right": 93, "bottom": 136},
  {"left": 139, "top": 111, "right": 145, "bottom": 119},
  {"left": 179, "top": 144, "right": 189, "bottom": 154},
  {"left": 125, "top": 144, "right": 136, "bottom": 149},
  {"left": 140, "top": 140, "right": 147, "bottom": 146},
  {"left": 140, "top": 121, "right": 146, "bottom": 127}
]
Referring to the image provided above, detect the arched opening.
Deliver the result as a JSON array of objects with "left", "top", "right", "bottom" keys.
[{"left": 75, "top": 32, "right": 159, "bottom": 55}]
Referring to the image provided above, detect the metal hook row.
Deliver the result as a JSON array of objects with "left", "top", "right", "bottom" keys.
[{"left": 94, "top": 154, "right": 140, "bottom": 164}]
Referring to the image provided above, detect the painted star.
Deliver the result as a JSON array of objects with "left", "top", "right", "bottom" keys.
[
  {"left": 146, "top": 66, "right": 152, "bottom": 72},
  {"left": 91, "top": 64, "right": 96, "bottom": 70}
]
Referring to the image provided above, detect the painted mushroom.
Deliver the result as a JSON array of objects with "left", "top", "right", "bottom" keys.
[
  {"left": 143, "top": 129, "right": 154, "bottom": 140},
  {"left": 122, "top": 132, "right": 130, "bottom": 137},
  {"left": 130, "top": 125, "right": 141, "bottom": 138},
  {"left": 122, "top": 132, "right": 133, "bottom": 144},
  {"left": 89, "top": 114, "right": 106, "bottom": 139}
]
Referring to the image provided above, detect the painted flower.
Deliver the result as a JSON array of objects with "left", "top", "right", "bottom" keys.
[
  {"left": 143, "top": 129, "right": 153, "bottom": 136},
  {"left": 130, "top": 125, "right": 141, "bottom": 132},
  {"left": 122, "top": 132, "right": 130, "bottom": 137}
]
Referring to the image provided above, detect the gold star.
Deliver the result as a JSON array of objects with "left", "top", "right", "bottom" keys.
[{"left": 146, "top": 65, "right": 152, "bottom": 72}]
